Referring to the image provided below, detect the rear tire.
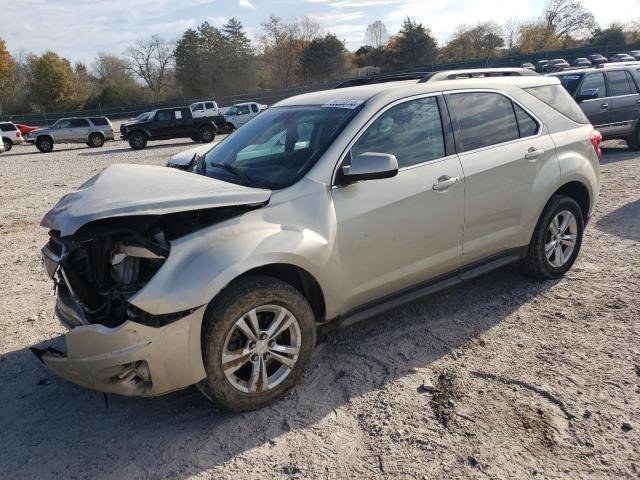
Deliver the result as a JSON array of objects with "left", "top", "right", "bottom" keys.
[
  {"left": 2, "top": 138, "right": 11, "bottom": 152},
  {"left": 627, "top": 126, "right": 640, "bottom": 151},
  {"left": 35, "top": 137, "right": 54, "bottom": 153},
  {"left": 522, "top": 195, "right": 584, "bottom": 279},
  {"left": 198, "top": 275, "right": 316, "bottom": 412},
  {"left": 88, "top": 133, "right": 104, "bottom": 148},
  {"left": 199, "top": 126, "right": 215, "bottom": 143},
  {"left": 128, "top": 132, "right": 147, "bottom": 150}
]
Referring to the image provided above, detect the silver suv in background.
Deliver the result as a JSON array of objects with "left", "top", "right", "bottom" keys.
[
  {"left": 30, "top": 117, "right": 114, "bottom": 152},
  {"left": 550, "top": 62, "right": 640, "bottom": 149},
  {"left": 36, "top": 71, "right": 600, "bottom": 411}
]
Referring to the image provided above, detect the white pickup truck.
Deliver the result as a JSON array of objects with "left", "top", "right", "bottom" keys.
[
  {"left": 224, "top": 102, "right": 267, "bottom": 130},
  {"left": 190, "top": 100, "right": 220, "bottom": 119}
]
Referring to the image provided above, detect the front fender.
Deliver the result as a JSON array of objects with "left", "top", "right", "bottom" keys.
[{"left": 129, "top": 207, "right": 335, "bottom": 316}]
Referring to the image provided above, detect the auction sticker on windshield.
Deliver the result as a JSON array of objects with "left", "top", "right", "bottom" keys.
[{"left": 322, "top": 100, "right": 364, "bottom": 109}]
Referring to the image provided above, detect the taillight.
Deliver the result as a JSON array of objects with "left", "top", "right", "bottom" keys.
[
  {"left": 16, "top": 131, "right": 21, "bottom": 138},
  {"left": 590, "top": 129, "right": 602, "bottom": 161}
]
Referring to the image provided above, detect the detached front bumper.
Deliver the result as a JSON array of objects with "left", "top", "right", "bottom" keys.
[{"left": 33, "top": 292, "right": 207, "bottom": 397}]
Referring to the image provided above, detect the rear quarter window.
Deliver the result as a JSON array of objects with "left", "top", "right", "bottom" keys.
[
  {"left": 89, "top": 117, "right": 109, "bottom": 126},
  {"left": 525, "top": 85, "right": 589, "bottom": 124}
]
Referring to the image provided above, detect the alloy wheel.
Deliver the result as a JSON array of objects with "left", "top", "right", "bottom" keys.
[
  {"left": 221, "top": 305, "right": 301, "bottom": 394},
  {"left": 545, "top": 210, "right": 577, "bottom": 268}
]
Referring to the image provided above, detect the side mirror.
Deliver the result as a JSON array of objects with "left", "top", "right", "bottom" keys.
[
  {"left": 340, "top": 152, "right": 399, "bottom": 184},
  {"left": 578, "top": 89, "right": 599, "bottom": 102}
]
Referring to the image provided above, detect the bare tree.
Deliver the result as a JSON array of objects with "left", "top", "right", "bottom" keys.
[
  {"left": 364, "top": 20, "right": 389, "bottom": 48},
  {"left": 542, "top": 0, "right": 596, "bottom": 39},
  {"left": 125, "top": 35, "right": 173, "bottom": 101},
  {"left": 502, "top": 17, "right": 520, "bottom": 50}
]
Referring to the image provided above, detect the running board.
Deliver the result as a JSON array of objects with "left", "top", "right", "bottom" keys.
[{"left": 322, "top": 252, "right": 522, "bottom": 334}]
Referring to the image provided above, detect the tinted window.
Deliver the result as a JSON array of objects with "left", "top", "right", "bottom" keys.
[
  {"left": 446, "top": 92, "right": 519, "bottom": 152},
  {"left": 350, "top": 96, "right": 445, "bottom": 168},
  {"left": 238, "top": 105, "right": 251, "bottom": 115},
  {"left": 55, "top": 119, "right": 73, "bottom": 129},
  {"left": 0, "top": 123, "right": 17, "bottom": 131},
  {"left": 156, "top": 110, "right": 171, "bottom": 122},
  {"left": 202, "top": 105, "right": 359, "bottom": 189},
  {"left": 89, "top": 117, "right": 109, "bottom": 126},
  {"left": 205, "top": 102, "right": 215, "bottom": 109},
  {"left": 70, "top": 119, "right": 90, "bottom": 128},
  {"left": 525, "top": 85, "right": 589, "bottom": 124},
  {"left": 251, "top": 104, "right": 259, "bottom": 113},
  {"left": 557, "top": 74, "right": 584, "bottom": 95},
  {"left": 192, "top": 104, "right": 204, "bottom": 111},
  {"left": 513, "top": 104, "right": 539, "bottom": 137},
  {"left": 608, "top": 71, "right": 637, "bottom": 96},
  {"left": 580, "top": 73, "right": 606, "bottom": 98}
]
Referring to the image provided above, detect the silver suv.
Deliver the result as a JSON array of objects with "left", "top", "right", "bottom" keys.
[
  {"left": 31, "top": 117, "right": 114, "bottom": 152},
  {"left": 36, "top": 71, "right": 600, "bottom": 411}
]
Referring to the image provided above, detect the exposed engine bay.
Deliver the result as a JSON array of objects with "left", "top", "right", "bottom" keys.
[{"left": 46, "top": 207, "right": 252, "bottom": 328}]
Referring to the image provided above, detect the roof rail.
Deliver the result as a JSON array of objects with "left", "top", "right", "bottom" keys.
[
  {"left": 595, "top": 61, "right": 640, "bottom": 68},
  {"left": 333, "top": 72, "right": 434, "bottom": 89},
  {"left": 424, "top": 68, "right": 539, "bottom": 81},
  {"left": 332, "top": 67, "right": 538, "bottom": 89}
]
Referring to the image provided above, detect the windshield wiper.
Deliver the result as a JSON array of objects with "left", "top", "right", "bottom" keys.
[{"left": 207, "top": 161, "right": 252, "bottom": 186}]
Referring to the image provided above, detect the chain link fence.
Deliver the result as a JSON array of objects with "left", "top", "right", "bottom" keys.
[{"left": 2, "top": 42, "right": 638, "bottom": 126}]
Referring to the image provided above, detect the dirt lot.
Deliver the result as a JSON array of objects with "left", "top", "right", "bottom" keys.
[{"left": 0, "top": 138, "right": 638, "bottom": 479}]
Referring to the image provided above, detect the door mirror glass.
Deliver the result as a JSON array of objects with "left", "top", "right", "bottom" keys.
[
  {"left": 577, "top": 88, "right": 599, "bottom": 102},
  {"left": 340, "top": 152, "right": 398, "bottom": 183}
]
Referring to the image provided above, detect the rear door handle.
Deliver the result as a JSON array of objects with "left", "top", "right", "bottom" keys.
[
  {"left": 601, "top": 103, "right": 609, "bottom": 109},
  {"left": 432, "top": 175, "right": 459, "bottom": 191},
  {"left": 524, "top": 147, "right": 545, "bottom": 160}
]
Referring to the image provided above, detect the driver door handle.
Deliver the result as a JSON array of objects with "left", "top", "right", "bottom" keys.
[
  {"left": 433, "top": 175, "right": 459, "bottom": 191},
  {"left": 524, "top": 147, "right": 545, "bottom": 160}
]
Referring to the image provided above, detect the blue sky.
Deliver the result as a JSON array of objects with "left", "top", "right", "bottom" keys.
[{"left": 5, "top": 0, "right": 637, "bottom": 64}]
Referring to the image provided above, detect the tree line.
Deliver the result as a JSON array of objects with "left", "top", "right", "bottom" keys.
[{"left": 0, "top": 0, "right": 638, "bottom": 116}]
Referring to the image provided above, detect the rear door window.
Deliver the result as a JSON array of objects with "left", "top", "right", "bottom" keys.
[
  {"left": 579, "top": 73, "right": 607, "bottom": 98},
  {"left": 70, "top": 119, "right": 90, "bottom": 128},
  {"left": 525, "top": 85, "right": 589, "bottom": 124},
  {"left": 446, "top": 92, "right": 519, "bottom": 152},
  {"left": 350, "top": 96, "right": 445, "bottom": 168},
  {"left": 607, "top": 71, "right": 634, "bottom": 96}
]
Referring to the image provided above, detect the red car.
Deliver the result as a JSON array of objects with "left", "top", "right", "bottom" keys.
[{"left": 16, "top": 123, "right": 39, "bottom": 137}]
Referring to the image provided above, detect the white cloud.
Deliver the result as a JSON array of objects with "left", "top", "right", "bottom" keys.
[{"left": 239, "top": 0, "right": 256, "bottom": 9}]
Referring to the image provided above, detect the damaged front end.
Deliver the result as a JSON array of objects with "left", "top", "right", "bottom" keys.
[{"left": 34, "top": 164, "right": 272, "bottom": 396}]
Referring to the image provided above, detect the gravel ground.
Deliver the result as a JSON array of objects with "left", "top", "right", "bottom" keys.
[{"left": 0, "top": 138, "right": 638, "bottom": 479}]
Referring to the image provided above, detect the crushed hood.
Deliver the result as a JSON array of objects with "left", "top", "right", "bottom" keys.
[{"left": 42, "top": 164, "right": 271, "bottom": 236}]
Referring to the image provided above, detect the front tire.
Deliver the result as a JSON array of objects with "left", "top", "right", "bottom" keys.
[
  {"left": 128, "top": 132, "right": 147, "bottom": 150},
  {"left": 522, "top": 195, "right": 584, "bottom": 279},
  {"left": 198, "top": 275, "right": 316, "bottom": 412},
  {"left": 35, "top": 137, "right": 54, "bottom": 153},
  {"left": 3, "top": 138, "right": 11, "bottom": 152}
]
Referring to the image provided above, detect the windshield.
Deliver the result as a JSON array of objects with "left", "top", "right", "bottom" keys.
[
  {"left": 199, "top": 105, "right": 361, "bottom": 189},
  {"left": 135, "top": 112, "right": 150, "bottom": 121},
  {"left": 556, "top": 73, "right": 584, "bottom": 95}
]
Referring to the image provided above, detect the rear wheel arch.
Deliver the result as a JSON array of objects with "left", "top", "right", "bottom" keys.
[{"left": 553, "top": 181, "right": 590, "bottom": 221}]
